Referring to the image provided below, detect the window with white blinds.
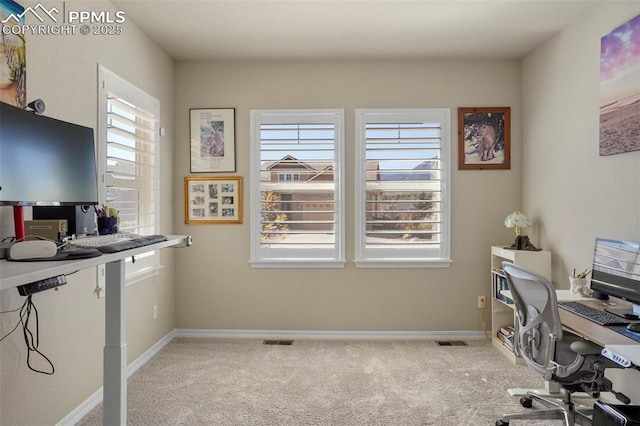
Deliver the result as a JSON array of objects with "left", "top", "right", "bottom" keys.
[
  {"left": 98, "top": 66, "right": 160, "bottom": 280},
  {"left": 250, "top": 109, "right": 345, "bottom": 268},
  {"left": 355, "top": 109, "right": 451, "bottom": 267}
]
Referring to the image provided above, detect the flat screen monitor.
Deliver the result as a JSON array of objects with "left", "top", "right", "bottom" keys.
[
  {"left": 0, "top": 101, "right": 98, "bottom": 206},
  {"left": 591, "top": 238, "right": 640, "bottom": 319}
]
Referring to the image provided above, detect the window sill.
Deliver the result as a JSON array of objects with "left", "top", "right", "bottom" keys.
[
  {"left": 250, "top": 259, "right": 346, "bottom": 269},
  {"left": 354, "top": 258, "right": 452, "bottom": 268},
  {"left": 125, "top": 264, "right": 163, "bottom": 287}
]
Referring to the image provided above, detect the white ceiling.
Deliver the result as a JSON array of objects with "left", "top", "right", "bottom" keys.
[{"left": 111, "top": 0, "right": 600, "bottom": 61}]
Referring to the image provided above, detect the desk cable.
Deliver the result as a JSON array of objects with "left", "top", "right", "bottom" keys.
[
  {"left": 0, "top": 295, "right": 55, "bottom": 375},
  {"left": 481, "top": 304, "right": 491, "bottom": 340}
]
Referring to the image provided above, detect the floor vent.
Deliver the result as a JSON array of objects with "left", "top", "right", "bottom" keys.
[
  {"left": 436, "top": 340, "right": 468, "bottom": 347},
  {"left": 263, "top": 340, "right": 294, "bottom": 345}
]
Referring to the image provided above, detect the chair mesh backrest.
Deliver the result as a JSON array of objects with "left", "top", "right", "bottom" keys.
[{"left": 503, "top": 262, "right": 563, "bottom": 376}]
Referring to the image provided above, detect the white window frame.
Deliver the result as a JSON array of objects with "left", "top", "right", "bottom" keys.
[
  {"left": 355, "top": 108, "right": 452, "bottom": 268},
  {"left": 250, "top": 109, "right": 346, "bottom": 268},
  {"left": 98, "top": 65, "right": 161, "bottom": 283}
]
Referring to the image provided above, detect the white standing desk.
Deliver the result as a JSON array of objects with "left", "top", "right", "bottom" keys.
[
  {"left": 500, "top": 289, "right": 589, "bottom": 304},
  {"left": 0, "top": 235, "right": 188, "bottom": 425}
]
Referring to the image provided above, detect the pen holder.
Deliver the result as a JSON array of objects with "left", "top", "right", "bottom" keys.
[
  {"left": 569, "top": 277, "right": 590, "bottom": 296},
  {"left": 97, "top": 217, "right": 118, "bottom": 235}
]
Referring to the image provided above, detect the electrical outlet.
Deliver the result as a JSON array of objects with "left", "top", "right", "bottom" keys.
[
  {"left": 478, "top": 296, "right": 486, "bottom": 309},
  {"left": 153, "top": 304, "right": 158, "bottom": 319}
]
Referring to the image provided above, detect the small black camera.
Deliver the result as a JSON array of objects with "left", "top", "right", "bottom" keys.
[{"left": 27, "top": 99, "right": 46, "bottom": 115}]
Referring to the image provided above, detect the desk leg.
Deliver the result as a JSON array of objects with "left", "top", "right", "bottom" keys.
[{"left": 103, "top": 259, "right": 127, "bottom": 426}]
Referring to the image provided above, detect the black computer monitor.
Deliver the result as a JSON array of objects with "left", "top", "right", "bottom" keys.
[
  {"left": 0, "top": 101, "right": 98, "bottom": 241},
  {"left": 590, "top": 238, "right": 640, "bottom": 319},
  {"left": 0, "top": 101, "right": 98, "bottom": 206}
]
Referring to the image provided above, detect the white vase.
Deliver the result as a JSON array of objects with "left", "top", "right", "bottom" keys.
[{"left": 569, "top": 277, "right": 588, "bottom": 295}]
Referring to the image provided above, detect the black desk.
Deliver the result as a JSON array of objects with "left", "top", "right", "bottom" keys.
[{"left": 0, "top": 235, "right": 188, "bottom": 425}]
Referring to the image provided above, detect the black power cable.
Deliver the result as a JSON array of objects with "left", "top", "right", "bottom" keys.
[
  {"left": 0, "top": 295, "right": 55, "bottom": 375},
  {"left": 0, "top": 298, "right": 29, "bottom": 342}
]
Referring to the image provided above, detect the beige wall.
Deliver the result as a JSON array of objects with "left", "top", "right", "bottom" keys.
[
  {"left": 9, "top": 0, "right": 637, "bottom": 421},
  {"left": 522, "top": 1, "right": 640, "bottom": 402},
  {"left": 522, "top": 1, "right": 640, "bottom": 289},
  {"left": 174, "top": 59, "right": 521, "bottom": 332},
  {"left": 0, "top": 1, "right": 175, "bottom": 424}
]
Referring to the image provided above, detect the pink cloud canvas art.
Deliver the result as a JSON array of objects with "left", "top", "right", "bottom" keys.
[{"left": 600, "top": 13, "right": 640, "bottom": 156}]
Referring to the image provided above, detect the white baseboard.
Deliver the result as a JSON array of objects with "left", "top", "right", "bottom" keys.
[
  {"left": 58, "top": 388, "right": 104, "bottom": 426},
  {"left": 175, "top": 329, "right": 486, "bottom": 341},
  {"left": 57, "top": 330, "right": 177, "bottom": 426},
  {"left": 60, "top": 328, "right": 484, "bottom": 424},
  {"left": 126, "top": 331, "right": 177, "bottom": 376}
]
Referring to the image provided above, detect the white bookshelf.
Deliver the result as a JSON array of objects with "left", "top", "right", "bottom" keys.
[{"left": 491, "top": 246, "right": 551, "bottom": 364}]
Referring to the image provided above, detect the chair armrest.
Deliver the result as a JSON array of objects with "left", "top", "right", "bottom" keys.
[{"left": 570, "top": 339, "right": 602, "bottom": 356}]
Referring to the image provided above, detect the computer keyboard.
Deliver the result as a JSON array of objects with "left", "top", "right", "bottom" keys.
[
  {"left": 68, "top": 233, "right": 167, "bottom": 253},
  {"left": 558, "top": 301, "right": 631, "bottom": 326}
]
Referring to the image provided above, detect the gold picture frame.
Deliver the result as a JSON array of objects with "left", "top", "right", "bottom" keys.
[
  {"left": 458, "top": 107, "right": 511, "bottom": 170},
  {"left": 184, "top": 176, "right": 242, "bottom": 224}
]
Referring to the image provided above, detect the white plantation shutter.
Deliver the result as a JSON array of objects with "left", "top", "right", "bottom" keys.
[
  {"left": 355, "top": 109, "right": 451, "bottom": 267},
  {"left": 105, "top": 96, "right": 157, "bottom": 234},
  {"left": 250, "top": 109, "right": 345, "bottom": 268},
  {"left": 99, "top": 66, "right": 160, "bottom": 280}
]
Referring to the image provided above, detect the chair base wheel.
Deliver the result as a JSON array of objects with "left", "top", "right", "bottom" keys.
[
  {"left": 496, "top": 420, "right": 509, "bottom": 426},
  {"left": 520, "top": 396, "right": 533, "bottom": 408}
]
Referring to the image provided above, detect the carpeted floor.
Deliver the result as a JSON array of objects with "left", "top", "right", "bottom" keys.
[{"left": 78, "top": 338, "right": 588, "bottom": 425}]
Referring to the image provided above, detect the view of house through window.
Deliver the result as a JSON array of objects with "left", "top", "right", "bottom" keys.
[
  {"left": 250, "top": 110, "right": 345, "bottom": 267},
  {"left": 356, "top": 109, "right": 451, "bottom": 267},
  {"left": 252, "top": 108, "right": 449, "bottom": 268}
]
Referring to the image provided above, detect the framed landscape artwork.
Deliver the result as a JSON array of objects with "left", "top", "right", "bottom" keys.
[
  {"left": 600, "top": 13, "right": 640, "bottom": 156},
  {"left": 184, "top": 176, "right": 242, "bottom": 224},
  {"left": 458, "top": 107, "right": 511, "bottom": 170}
]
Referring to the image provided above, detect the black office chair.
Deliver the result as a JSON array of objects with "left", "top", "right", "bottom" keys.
[{"left": 496, "top": 263, "right": 627, "bottom": 426}]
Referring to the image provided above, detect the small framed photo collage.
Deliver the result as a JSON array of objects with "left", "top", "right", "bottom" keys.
[{"left": 184, "top": 176, "right": 242, "bottom": 224}]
